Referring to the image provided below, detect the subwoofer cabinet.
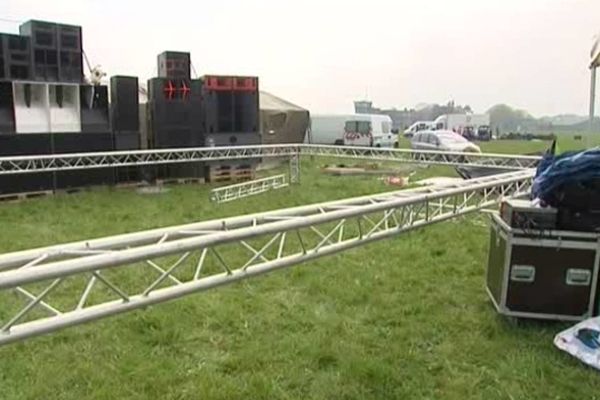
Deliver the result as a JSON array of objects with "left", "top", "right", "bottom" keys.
[{"left": 486, "top": 213, "right": 600, "bottom": 321}]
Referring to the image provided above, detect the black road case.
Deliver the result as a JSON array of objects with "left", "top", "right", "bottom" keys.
[{"left": 486, "top": 213, "right": 600, "bottom": 321}]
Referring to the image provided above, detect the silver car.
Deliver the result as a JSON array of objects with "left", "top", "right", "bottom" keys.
[{"left": 410, "top": 130, "right": 481, "bottom": 153}]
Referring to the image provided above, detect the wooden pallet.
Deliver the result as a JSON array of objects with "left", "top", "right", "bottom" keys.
[
  {"left": 207, "top": 165, "right": 256, "bottom": 183},
  {"left": 0, "top": 186, "right": 89, "bottom": 203},
  {"left": 155, "top": 177, "right": 205, "bottom": 186},
  {"left": 0, "top": 190, "right": 54, "bottom": 203}
]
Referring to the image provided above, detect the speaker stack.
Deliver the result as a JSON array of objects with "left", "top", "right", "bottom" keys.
[
  {"left": 202, "top": 75, "right": 260, "bottom": 147},
  {"left": 200, "top": 75, "right": 260, "bottom": 179},
  {"left": 0, "top": 22, "right": 268, "bottom": 196},
  {"left": 49, "top": 83, "right": 114, "bottom": 190},
  {"left": 147, "top": 50, "right": 204, "bottom": 180},
  {"left": 0, "top": 19, "right": 126, "bottom": 195}
]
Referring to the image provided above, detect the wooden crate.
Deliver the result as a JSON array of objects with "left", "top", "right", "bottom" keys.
[{"left": 206, "top": 164, "right": 256, "bottom": 183}]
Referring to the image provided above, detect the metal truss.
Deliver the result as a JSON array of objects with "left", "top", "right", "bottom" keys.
[
  {"left": 300, "top": 145, "right": 541, "bottom": 169},
  {"left": 0, "top": 144, "right": 540, "bottom": 176},
  {"left": 289, "top": 151, "right": 300, "bottom": 183},
  {"left": 0, "top": 145, "right": 300, "bottom": 176},
  {"left": 210, "top": 174, "right": 289, "bottom": 203},
  {"left": 0, "top": 169, "right": 533, "bottom": 346}
]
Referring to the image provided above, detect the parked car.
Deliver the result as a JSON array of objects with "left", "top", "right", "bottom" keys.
[
  {"left": 403, "top": 121, "right": 434, "bottom": 137},
  {"left": 411, "top": 130, "right": 481, "bottom": 153},
  {"left": 477, "top": 125, "right": 492, "bottom": 141}
]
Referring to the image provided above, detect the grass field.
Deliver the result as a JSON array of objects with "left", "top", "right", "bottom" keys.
[{"left": 0, "top": 137, "right": 599, "bottom": 399}]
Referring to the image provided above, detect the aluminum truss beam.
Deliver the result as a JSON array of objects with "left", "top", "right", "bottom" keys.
[
  {"left": 301, "top": 145, "right": 541, "bottom": 169},
  {"left": 210, "top": 174, "right": 289, "bottom": 203},
  {"left": 0, "top": 145, "right": 300, "bottom": 176},
  {"left": 0, "top": 170, "right": 533, "bottom": 345},
  {"left": 0, "top": 144, "right": 540, "bottom": 176}
]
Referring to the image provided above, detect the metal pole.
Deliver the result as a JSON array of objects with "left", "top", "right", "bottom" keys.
[{"left": 590, "top": 67, "right": 597, "bottom": 134}]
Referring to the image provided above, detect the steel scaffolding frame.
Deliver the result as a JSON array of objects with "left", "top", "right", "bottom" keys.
[
  {"left": 0, "top": 144, "right": 540, "bottom": 176},
  {"left": 0, "top": 170, "right": 533, "bottom": 345},
  {"left": 210, "top": 174, "right": 289, "bottom": 203}
]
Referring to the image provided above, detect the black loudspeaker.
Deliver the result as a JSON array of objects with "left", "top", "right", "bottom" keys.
[
  {"left": 147, "top": 77, "right": 203, "bottom": 179},
  {"left": 234, "top": 90, "right": 259, "bottom": 133},
  {"left": 203, "top": 76, "right": 233, "bottom": 134},
  {"left": 19, "top": 20, "right": 59, "bottom": 82},
  {"left": 0, "top": 82, "right": 15, "bottom": 134},
  {"left": 19, "top": 20, "right": 57, "bottom": 48},
  {"left": 0, "top": 34, "right": 31, "bottom": 80},
  {"left": 0, "top": 134, "right": 54, "bottom": 195},
  {"left": 110, "top": 76, "right": 139, "bottom": 133},
  {"left": 157, "top": 51, "right": 190, "bottom": 79},
  {"left": 80, "top": 85, "right": 110, "bottom": 132},
  {"left": 202, "top": 76, "right": 259, "bottom": 134},
  {"left": 147, "top": 78, "right": 192, "bottom": 148},
  {"left": 57, "top": 24, "right": 83, "bottom": 83},
  {"left": 52, "top": 133, "right": 115, "bottom": 189}
]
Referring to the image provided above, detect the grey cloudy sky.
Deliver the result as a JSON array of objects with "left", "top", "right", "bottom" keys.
[{"left": 3, "top": 0, "right": 599, "bottom": 116}]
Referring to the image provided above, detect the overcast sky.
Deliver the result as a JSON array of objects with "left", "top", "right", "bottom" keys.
[{"left": 2, "top": 0, "right": 599, "bottom": 116}]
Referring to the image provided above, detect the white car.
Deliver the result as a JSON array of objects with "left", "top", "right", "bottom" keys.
[
  {"left": 411, "top": 130, "right": 481, "bottom": 153},
  {"left": 403, "top": 121, "right": 434, "bottom": 137}
]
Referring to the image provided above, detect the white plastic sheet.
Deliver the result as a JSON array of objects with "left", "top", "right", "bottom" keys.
[{"left": 554, "top": 316, "right": 600, "bottom": 370}]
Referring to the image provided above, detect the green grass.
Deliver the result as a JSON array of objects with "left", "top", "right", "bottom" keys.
[{"left": 1, "top": 139, "right": 600, "bottom": 399}]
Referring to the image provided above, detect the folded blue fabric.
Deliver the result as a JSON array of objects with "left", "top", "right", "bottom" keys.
[{"left": 532, "top": 147, "right": 600, "bottom": 203}]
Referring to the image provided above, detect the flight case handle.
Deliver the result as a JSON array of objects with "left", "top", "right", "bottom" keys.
[
  {"left": 510, "top": 265, "right": 536, "bottom": 283},
  {"left": 566, "top": 269, "right": 592, "bottom": 286}
]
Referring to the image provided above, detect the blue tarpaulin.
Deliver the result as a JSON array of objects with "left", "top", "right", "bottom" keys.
[{"left": 532, "top": 146, "right": 600, "bottom": 206}]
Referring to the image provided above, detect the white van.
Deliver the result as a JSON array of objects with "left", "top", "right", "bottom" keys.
[
  {"left": 403, "top": 121, "right": 434, "bottom": 137},
  {"left": 306, "top": 114, "right": 394, "bottom": 148}
]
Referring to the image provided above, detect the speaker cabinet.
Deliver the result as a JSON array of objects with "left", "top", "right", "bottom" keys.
[
  {"left": 157, "top": 51, "right": 190, "bottom": 80},
  {"left": 12, "top": 82, "right": 51, "bottom": 133},
  {"left": 0, "top": 82, "right": 15, "bottom": 134},
  {"left": 0, "top": 33, "right": 31, "bottom": 80},
  {"left": 49, "top": 84, "right": 81, "bottom": 132},
  {"left": 80, "top": 85, "right": 110, "bottom": 133},
  {"left": 110, "top": 75, "right": 139, "bottom": 133}
]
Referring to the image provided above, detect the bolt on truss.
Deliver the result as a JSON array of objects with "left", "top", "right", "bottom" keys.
[
  {"left": 0, "top": 144, "right": 540, "bottom": 176},
  {"left": 210, "top": 174, "right": 289, "bottom": 203},
  {"left": 0, "top": 169, "right": 533, "bottom": 346}
]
